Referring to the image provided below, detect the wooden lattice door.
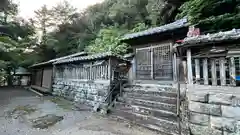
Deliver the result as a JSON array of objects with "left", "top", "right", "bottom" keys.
[
  {"left": 136, "top": 44, "right": 173, "bottom": 80},
  {"left": 136, "top": 47, "right": 152, "bottom": 80}
]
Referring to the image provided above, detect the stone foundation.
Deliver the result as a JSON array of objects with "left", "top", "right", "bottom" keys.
[
  {"left": 52, "top": 78, "right": 110, "bottom": 108},
  {"left": 188, "top": 90, "right": 240, "bottom": 135}
]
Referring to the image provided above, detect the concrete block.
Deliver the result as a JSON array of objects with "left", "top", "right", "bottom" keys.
[
  {"left": 189, "top": 112, "right": 209, "bottom": 125},
  {"left": 189, "top": 124, "right": 223, "bottom": 135},
  {"left": 222, "top": 106, "right": 240, "bottom": 120},
  {"left": 189, "top": 101, "right": 221, "bottom": 116},
  {"left": 210, "top": 116, "right": 236, "bottom": 132},
  {"left": 189, "top": 92, "right": 209, "bottom": 103},
  {"left": 232, "top": 96, "right": 240, "bottom": 107},
  {"left": 209, "top": 93, "right": 233, "bottom": 105}
]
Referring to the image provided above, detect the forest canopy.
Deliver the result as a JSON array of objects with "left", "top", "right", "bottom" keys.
[{"left": 0, "top": 0, "right": 240, "bottom": 84}]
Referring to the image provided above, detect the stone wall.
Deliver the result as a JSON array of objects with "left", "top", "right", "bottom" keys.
[
  {"left": 188, "top": 89, "right": 240, "bottom": 135},
  {"left": 52, "top": 78, "right": 110, "bottom": 108}
]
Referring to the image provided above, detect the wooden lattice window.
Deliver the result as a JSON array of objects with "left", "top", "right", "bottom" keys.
[{"left": 135, "top": 43, "right": 173, "bottom": 80}]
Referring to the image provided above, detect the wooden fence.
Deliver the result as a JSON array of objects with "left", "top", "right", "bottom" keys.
[
  {"left": 55, "top": 61, "right": 109, "bottom": 80},
  {"left": 187, "top": 49, "right": 240, "bottom": 86}
]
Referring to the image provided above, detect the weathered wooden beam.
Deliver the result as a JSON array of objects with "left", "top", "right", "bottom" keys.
[
  {"left": 182, "top": 60, "right": 187, "bottom": 84},
  {"left": 203, "top": 58, "right": 209, "bottom": 85},
  {"left": 219, "top": 57, "right": 226, "bottom": 86},
  {"left": 187, "top": 49, "right": 193, "bottom": 84},
  {"left": 195, "top": 59, "right": 200, "bottom": 84},
  {"left": 151, "top": 47, "right": 154, "bottom": 80},
  {"left": 108, "top": 58, "right": 112, "bottom": 81},
  {"left": 229, "top": 57, "right": 236, "bottom": 86},
  {"left": 211, "top": 59, "right": 217, "bottom": 86},
  {"left": 173, "top": 52, "right": 177, "bottom": 83}
]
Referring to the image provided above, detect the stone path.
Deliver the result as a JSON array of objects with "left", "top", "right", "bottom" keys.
[{"left": 0, "top": 87, "right": 159, "bottom": 135}]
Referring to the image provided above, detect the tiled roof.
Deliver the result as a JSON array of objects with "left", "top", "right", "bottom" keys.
[
  {"left": 30, "top": 52, "right": 87, "bottom": 68},
  {"left": 180, "top": 29, "right": 240, "bottom": 46},
  {"left": 122, "top": 18, "right": 188, "bottom": 41},
  {"left": 54, "top": 52, "right": 127, "bottom": 65}
]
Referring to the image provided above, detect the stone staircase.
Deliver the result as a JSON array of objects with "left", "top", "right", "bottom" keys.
[{"left": 110, "top": 83, "right": 180, "bottom": 135}]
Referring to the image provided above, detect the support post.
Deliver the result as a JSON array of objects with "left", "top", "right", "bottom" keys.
[
  {"left": 187, "top": 49, "right": 193, "bottom": 84},
  {"left": 108, "top": 58, "right": 113, "bottom": 104},
  {"left": 173, "top": 52, "right": 177, "bottom": 83},
  {"left": 229, "top": 57, "right": 236, "bottom": 86},
  {"left": 195, "top": 59, "right": 200, "bottom": 84},
  {"left": 203, "top": 58, "right": 209, "bottom": 85},
  {"left": 151, "top": 47, "right": 154, "bottom": 79},
  {"left": 219, "top": 57, "right": 226, "bottom": 86},
  {"left": 211, "top": 59, "right": 217, "bottom": 86}
]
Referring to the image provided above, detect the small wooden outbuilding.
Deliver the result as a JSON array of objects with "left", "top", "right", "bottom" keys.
[
  {"left": 29, "top": 52, "right": 87, "bottom": 93},
  {"left": 52, "top": 52, "right": 130, "bottom": 109}
]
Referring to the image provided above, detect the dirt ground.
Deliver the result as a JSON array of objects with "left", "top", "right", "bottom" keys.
[{"left": 0, "top": 87, "right": 159, "bottom": 135}]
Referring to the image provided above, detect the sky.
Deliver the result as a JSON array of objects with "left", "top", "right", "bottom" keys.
[{"left": 14, "top": 0, "right": 104, "bottom": 18}]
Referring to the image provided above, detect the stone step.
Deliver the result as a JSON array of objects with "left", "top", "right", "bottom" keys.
[
  {"left": 123, "top": 84, "right": 177, "bottom": 93},
  {"left": 125, "top": 93, "right": 177, "bottom": 105},
  {"left": 115, "top": 102, "right": 178, "bottom": 122},
  {"left": 124, "top": 90, "right": 177, "bottom": 98},
  {"left": 111, "top": 109, "right": 179, "bottom": 135},
  {"left": 117, "top": 97, "right": 177, "bottom": 113}
]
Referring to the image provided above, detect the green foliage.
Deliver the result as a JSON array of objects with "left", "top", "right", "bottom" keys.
[
  {"left": 30, "top": 0, "right": 181, "bottom": 59},
  {"left": 177, "top": 0, "right": 240, "bottom": 31},
  {"left": 86, "top": 26, "right": 129, "bottom": 55}
]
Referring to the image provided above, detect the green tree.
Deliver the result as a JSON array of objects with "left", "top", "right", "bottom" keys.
[
  {"left": 86, "top": 26, "right": 129, "bottom": 55},
  {"left": 177, "top": 0, "right": 240, "bottom": 31}
]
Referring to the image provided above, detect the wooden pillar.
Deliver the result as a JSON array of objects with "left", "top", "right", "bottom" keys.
[
  {"left": 173, "top": 52, "right": 177, "bottom": 83},
  {"left": 229, "top": 57, "right": 236, "bottom": 86},
  {"left": 108, "top": 58, "right": 112, "bottom": 81},
  {"left": 187, "top": 49, "right": 193, "bottom": 84},
  {"left": 195, "top": 59, "right": 200, "bottom": 84},
  {"left": 203, "top": 58, "right": 209, "bottom": 85},
  {"left": 219, "top": 57, "right": 226, "bottom": 86},
  {"left": 90, "top": 62, "right": 93, "bottom": 80},
  {"left": 51, "top": 65, "right": 56, "bottom": 91},
  {"left": 211, "top": 59, "right": 217, "bottom": 86},
  {"left": 40, "top": 68, "right": 44, "bottom": 87},
  {"left": 150, "top": 47, "right": 154, "bottom": 80}
]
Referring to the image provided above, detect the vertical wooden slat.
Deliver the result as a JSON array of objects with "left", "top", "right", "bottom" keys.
[
  {"left": 100, "top": 66, "right": 103, "bottom": 79},
  {"left": 182, "top": 61, "right": 187, "bottom": 83},
  {"left": 150, "top": 47, "right": 154, "bottom": 79},
  {"left": 79, "top": 67, "right": 81, "bottom": 79},
  {"left": 108, "top": 58, "right": 112, "bottom": 81},
  {"left": 203, "top": 58, "right": 209, "bottom": 85},
  {"left": 195, "top": 59, "right": 200, "bottom": 84},
  {"left": 173, "top": 52, "right": 177, "bottom": 83},
  {"left": 229, "top": 57, "right": 236, "bottom": 86},
  {"left": 211, "top": 59, "right": 217, "bottom": 86},
  {"left": 187, "top": 49, "right": 193, "bottom": 84},
  {"left": 219, "top": 57, "right": 226, "bottom": 86}
]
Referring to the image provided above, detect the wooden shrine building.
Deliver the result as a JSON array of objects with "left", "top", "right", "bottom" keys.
[
  {"left": 29, "top": 52, "right": 87, "bottom": 93},
  {"left": 121, "top": 18, "right": 189, "bottom": 84}
]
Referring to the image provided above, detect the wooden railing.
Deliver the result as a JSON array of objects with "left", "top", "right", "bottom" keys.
[
  {"left": 55, "top": 63, "right": 109, "bottom": 80},
  {"left": 187, "top": 50, "right": 240, "bottom": 86}
]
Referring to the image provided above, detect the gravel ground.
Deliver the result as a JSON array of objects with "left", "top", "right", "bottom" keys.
[{"left": 0, "top": 87, "right": 159, "bottom": 135}]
